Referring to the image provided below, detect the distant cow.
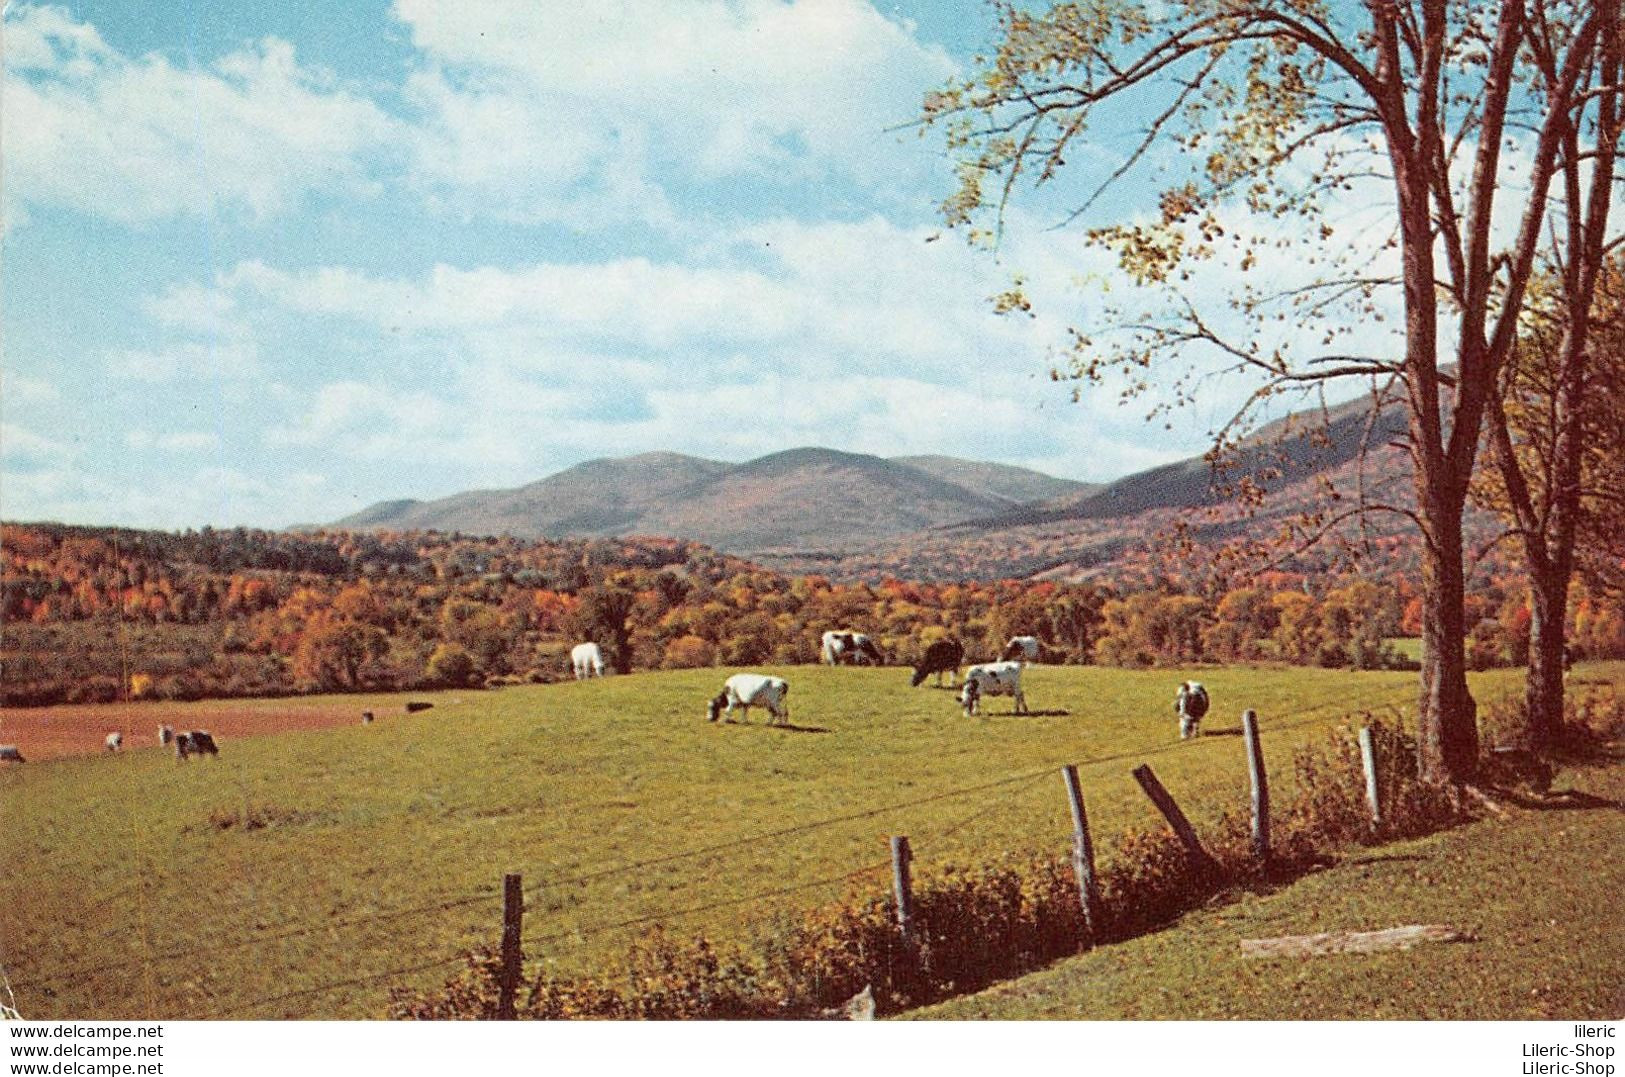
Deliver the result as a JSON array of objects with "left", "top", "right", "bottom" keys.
[
  {"left": 404, "top": 701, "right": 434, "bottom": 714},
  {"left": 571, "top": 642, "right": 606, "bottom": 679},
  {"left": 104, "top": 732, "right": 123, "bottom": 752},
  {"left": 175, "top": 730, "right": 219, "bottom": 761},
  {"left": 0, "top": 745, "right": 24, "bottom": 764},
  {"left": 362, "top": 710, "right": 375, "bottom": 725},
  {"left": 1175, "top": 681, "right": 1210, "bottom": 740},
  {"left": 1001, "top": 636, "right": 1041, "bottom": 664},
  {"left": 959, "top": 661, "right": 1028, "bottom": 717},
  {"left": 158, "top": 724, "right": 175, "bottom": 747},
  {"left": 911, "top": 638, "right": 964, "bottom": 688},
  {"left": 707, "top": 673, "right": 791, "bottom": 726},
  {"left": 821, "top": 630, "right": 883, "bottom": 666}
]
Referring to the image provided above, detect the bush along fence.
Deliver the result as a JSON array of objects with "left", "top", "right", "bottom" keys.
[{"left": 383, "top": 707, "right": 1535, "bottom": 1021}]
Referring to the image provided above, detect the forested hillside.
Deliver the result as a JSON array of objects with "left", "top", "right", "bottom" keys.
[{"left": 5, "top": 521, "right": 1621, "bottom": 707}]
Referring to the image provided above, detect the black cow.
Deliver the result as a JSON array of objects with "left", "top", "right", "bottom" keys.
[{"left": 910, "top": 638, "right": 964, "bottom": 688}]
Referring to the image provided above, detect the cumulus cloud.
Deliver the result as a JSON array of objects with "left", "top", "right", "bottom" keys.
[{"left": 4, "top": 4, "right": 397, "bottom": 224}]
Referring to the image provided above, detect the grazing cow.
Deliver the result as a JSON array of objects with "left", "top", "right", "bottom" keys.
[
  {"left": 571, "top": 641, "right": 606, "bottom": 679},
  {"left": 1001, "top": 635, "right": 1041, "bottom": 664},
  {"left": 175, "top": 730, "right": 219, "bottom": 761},
  {"left": 959, "top": 661, "right": 1028, "bottom": 717},
  {"left": 911, "top": 638, "right": 964, "bottom": 688},
  {"left": 104, "top": 732, "right": 123, "bottom": 752},
  {"left": 0, "top": 745, "right": 24, "bottom": 764},
  {"left": 158, "top": 724, "right": 175, "bottom": 747},
  {"left": 706, "top": 673, "right": 791, "bottom": 726},
  {"left": 362, "top": 710, "right": 375, "bottom": 725},
  {"left": 821, "top": 630, "right": 884, "bottom": 666},
  {"left": 404, "top": 701, "right": 433, "bottom": 714},
  {"left": 1175, "top": 681, "right": 1210, "bottom": 740}
]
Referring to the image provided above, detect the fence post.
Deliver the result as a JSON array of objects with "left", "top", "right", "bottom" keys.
[
  {"left": 1242, "top": 710, "right": 1270, "bottom": 864},
  {"left": 889, "top": 836, "right": 914, "bottom": 943},
  {"left": 498, "top": 872, "right": 523, "bottom": 1021},
  {"left": 1131, "top": 764, "right": 1221, "bottom": 876},
  {"left": 1359, "top": 726, "right": 1383, "bottom": 832},
  {"left": 1061, "top": 765, "right": 1104, "bottom": 946}
]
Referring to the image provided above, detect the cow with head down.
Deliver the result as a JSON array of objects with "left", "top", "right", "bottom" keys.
[
  {"left": 958, "top": 661, "right": 1028, "bottom": 717},
  {"left": 707, "top": 673, "right": 791, "bottom": 726},
  {"left": 910, "top": 638, "right": 963, "bottom": 688}
]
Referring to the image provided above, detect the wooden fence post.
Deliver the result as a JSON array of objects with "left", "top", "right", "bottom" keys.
[
  {"left": 498, "top": 872, "right": 523, "bottom": 1021},
  {"left": 1061, "top": 765, "right": 1104, "bottom": 946},
  {"left": 1359, "top": 726, "right": 1383, "bottom": 832},
  {"left": 1131, "top": 764, "right": 1221, "bottom": 876},
  {"left": 1242, "top": 710, "right": 1270, "bottom": 863},
  {"left": 889, "top": 836, "right": 914, "bottom": 943}
]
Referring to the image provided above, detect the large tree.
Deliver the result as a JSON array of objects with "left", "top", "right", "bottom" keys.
[
  {"left": 925, "top": 0, "right": 1623, "bottom": 783},
  {"left": 1481, "top": 254, "right": 1625, "bottom": 749}
]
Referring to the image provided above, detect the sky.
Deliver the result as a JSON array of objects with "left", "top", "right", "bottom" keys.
[{"left": 1, "top": 0, "right": 1397, "bottom": 531}]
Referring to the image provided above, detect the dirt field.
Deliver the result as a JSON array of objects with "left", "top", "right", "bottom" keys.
[{"left": 0, "top": 693, "right": 448, "bottom": 760}]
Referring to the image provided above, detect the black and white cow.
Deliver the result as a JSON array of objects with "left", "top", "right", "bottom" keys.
[
  {"left": 821, "top": 630, "right": 883, "bottom": 666},
  {"left": 707, "top": 674, "right": 791, "bottom": 725},
  {"left": 158, "top": 724, "right": 175, "bottom": 747},
  {"left": 175, "top": 730, "right": 220, "bottom": 761},
  {"left": 910, "top": 638, "right": 964, "bottom": 688},
  {"left": 1175, "top": 681, "right": 1210, "bottom": 740},
  {"left": 104, "top": 731, "right": 123, "bottom": 752},
  {"left": 0, "top": 745, "right": 24, "bottom": 764},
  {"left": 1001, "top": 635, "right": 1041, "bottom": 663},
  {"left": 959, "top": 661, "right": 1028, "bottom": 717}
]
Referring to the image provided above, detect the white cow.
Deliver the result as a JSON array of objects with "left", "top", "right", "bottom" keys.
[
  {"left": 571, "top": 642, "right": 606, "bottom": 679},
  {"left": 1175, "top": 681, "right": 1210, "bottom": 740},
  {"left": 707, "top": 673, "right": 791, "bottom": 725},
  {"left": 158, "top": 724, "right": 175, "bottom": 747},
  {"left": 959, "top": 661, "right": 1028, "bottom": 716},
  {"left": 1001, "top": 635, "right": 1041, "bottom": 663},
  {"left": 821, "top": 630, "right": 883, "bottom": 666},
  {"left": 104, "top": 732, "right": 123, "bottom": 752}
]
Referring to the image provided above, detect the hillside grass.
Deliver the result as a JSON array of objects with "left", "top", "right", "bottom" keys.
[
  {"left": 908, "top": 747, "right": 1625, "bottom": 1019},
  {"left": 3, "top": 662, "right": 1618, "bottom": 1019}
]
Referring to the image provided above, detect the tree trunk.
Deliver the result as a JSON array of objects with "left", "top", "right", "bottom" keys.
[
  {"left": 1523, "top": 571, "right": 1570, "bottom": 750},
  {"left": 1416, "top": 489, "right": 1480, "bottom": 783}
]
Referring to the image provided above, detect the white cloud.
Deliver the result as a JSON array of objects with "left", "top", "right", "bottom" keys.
[
  {"left": 4, "top": 5, "right": 397, "bottom": 224},
  {"left": 125, "top": 429, "right": 221, "bottom": 452},
  {"left": 107, "top": 338, "right": 260, "bottom": 383},
  {"left": 391, "top": 0, "right": 955, "bottom": 223}
]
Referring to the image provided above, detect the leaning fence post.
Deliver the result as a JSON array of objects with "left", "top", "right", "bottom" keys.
[
  {"left": 1061, "top": 765, "right": 1104, "bottom": 946},
  {"left": 1242, "top": 710, "right": 1270, "bottom": 864},
  {"left": 497, "top": 872, "right": 523, "bottom": 1020},
  {"left": 1359, "top": 726, "right": 1383, "bottom": 832},
  {"left": 1131, "top": 764, "right": 1221, "bottom": 876},
  {"left": 889, "top": 836, "right": 914, "bottom": 943}
]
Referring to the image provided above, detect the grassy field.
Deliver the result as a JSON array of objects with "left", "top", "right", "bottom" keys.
[{"left": 2, "top": 662, "right": 1619, "bottom": 1019}]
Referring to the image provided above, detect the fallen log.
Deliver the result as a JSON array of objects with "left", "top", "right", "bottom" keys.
[{"left": 1240, "top": 924, "right": 1472, "bottom": 959}]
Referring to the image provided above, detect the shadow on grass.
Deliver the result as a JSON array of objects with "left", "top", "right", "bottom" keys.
[
  {"left": 977, "top": 708, "right": 1071, "bottom": 718},
  {"left": 714, "top": 720, "right": 831, "bottom": 733},
  {"left": 1200, "top": 728, "right": 1245, "bottom": 738}
]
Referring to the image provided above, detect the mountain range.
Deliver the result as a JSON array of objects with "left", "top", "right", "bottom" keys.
[{"left": 334, "top": 391, "right": 1421, "bottom": 578}]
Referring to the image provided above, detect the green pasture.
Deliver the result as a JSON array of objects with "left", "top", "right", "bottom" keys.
[{"left": 2, "top": 662, "right": 1617, "bottom": 1019}]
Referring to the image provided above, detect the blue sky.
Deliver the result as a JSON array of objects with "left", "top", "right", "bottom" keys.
[{"left": 2, "top": 0, "right": 1387, "bottom": 530}]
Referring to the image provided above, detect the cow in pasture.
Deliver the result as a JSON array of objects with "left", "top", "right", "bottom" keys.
[
  {"left": 821, "top": 630, "right": 883, "bottom": 667},
  {"left": 104, "top": 732, "right": 123, "bottom": 752},
  {"left": 959, "top": 661, "right": 1028, "bottom": 717},
  {"left": 1175, "top": 681, "right": 1210, "bottom": 740},
  {"left": 571, "top": 641, "right": 607, "bottom": 679},
  {"left": 362, "top": 710, "right": 375, "bottom": 725},
  {"left": 1001, "top": 636, "right": 1041, "bottom": 664},
  {"left": 175, "top": 730, "right": 219, "bottom": 761},
  {"left": 707, "top": 673, "right": 791, "bottom": 726},
  {"left": 158, "top": 724, "right": 175, "bottom": 747},
  {"left": 404, "top": 701, "right": 433, "bottom": 714},
  {"left": 910, "top": 638, "right": 964, "bottom": 688},
  {"left": 0, "top": 745, "right": 24, "bottom": 764}
]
